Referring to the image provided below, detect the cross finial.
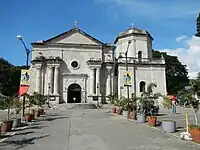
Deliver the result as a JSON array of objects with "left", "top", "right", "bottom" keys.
[
  {"left": 74, "top": 20, "right": 78, "bottom": 28},
  {"left": 132, "top": 22, "right": 134, "bottom": 28}
]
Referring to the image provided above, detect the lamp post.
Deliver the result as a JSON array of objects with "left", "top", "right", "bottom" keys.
[
  {"left": 125, "top": 40, "right": 132, "bottom": 106},
  {"left": 17, "top": 35, "right": 31, "bottom": 117}
]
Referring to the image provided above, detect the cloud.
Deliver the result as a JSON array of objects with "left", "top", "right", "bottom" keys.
[
  {"left": 176, "top": 35, "right": 188, "bottom": 42},
  {"left": 94, "top": 0, "right": 200, "bottom": 21},
  {"left": 158, "top": 36, "right": 200, "bottom": 79}
]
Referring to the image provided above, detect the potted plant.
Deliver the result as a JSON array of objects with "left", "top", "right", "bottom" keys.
[
  {"left": 115, "top": 97, "right": 122, "bottom": 115},
  {"left": 0, "top": 95, "right": 14, "bottom": 132},
  {"left": 107, "top": 94, "right": 118, "bottom": 113},
  {"left": 24, "top": 94, "right": 34, "bottom": 122},
  {"left": 29, "top": 92, "right": 46, "bottom": 118},
  {"left": 129, "top": 94, "right": 137, "bottom": 120},
  {"left": 191, "top": 98, "right": 199, "bottom": 125},
  {"left": 189, "top": 124, "right": 200, "bottom": 143},
  {"left": 12, "top": 97, "right": 22, "bottom": 128},
  {"left": 121, "top": 97, "right": 129, "bottom": 118}
]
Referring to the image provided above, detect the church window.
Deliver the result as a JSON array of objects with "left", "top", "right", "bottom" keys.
[
  {"left": 138, "top": 51, "right": 142, "bottom": 59},
  {"left": 139, "top": 81, "right": 146, "bottom": 92},
  {"left": 71, "top": 60, "right": 79, "bottom": 69}
]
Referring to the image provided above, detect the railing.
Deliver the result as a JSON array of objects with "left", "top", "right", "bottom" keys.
[{"left": 117, "top": 57, "right": 165, "bottom": 65}]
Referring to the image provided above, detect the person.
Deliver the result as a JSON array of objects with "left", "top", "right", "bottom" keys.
[{"left": 172, "top": 100, "right": 176, "bottom": 114}]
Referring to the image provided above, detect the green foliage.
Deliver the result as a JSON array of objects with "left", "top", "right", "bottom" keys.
[
  {"left": 138, "top": 83, "right": 161, "bottom": 115},
  {"left": 189, "top": 124, "right": 200, "bottom": 129},
  {"left": 153, "top": 50, "right": 189, "bottom": 94},
  {"left": 29, "top": 92, "right": 47, "bottom": 108},
  {"left": 0, "top": 94, "right": 19, "bottom": 120},
  {"left": 120, "top": 96, "right": 129, "bottom": 111},
  {"left": 195, "top": 13, "right": 200, "bottom": 37},
  {"left": 162, "top": 95, "right": 172, "bottom": 110},
  {"left": 0, "top": 57, "right": 28, "bottom": 96},
  {"left": 107, "top": 94, "right": 117, "bottom": 105}
]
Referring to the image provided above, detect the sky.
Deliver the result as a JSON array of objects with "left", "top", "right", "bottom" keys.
[{"left": 0, "top": 0, "right": 200, "bottom": 78}]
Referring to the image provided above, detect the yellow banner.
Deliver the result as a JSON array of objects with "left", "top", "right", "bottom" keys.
[
  {"left": 124, "top": 71, "right": 132, "bottom": 86},
  {"left": 20, "top": 69, "right": 30, "bottom": 86}
]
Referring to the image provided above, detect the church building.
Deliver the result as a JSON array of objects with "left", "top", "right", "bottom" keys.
[{"left": 29, "top": 24, "right": 167, "bottom": 105}]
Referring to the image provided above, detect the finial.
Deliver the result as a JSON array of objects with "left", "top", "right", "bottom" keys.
[
  {"left": 74, "top": 20, "right": 78, "bottom": 28},
  {"left": 132, "top": 22, "right": 134, "bottom": 28}
]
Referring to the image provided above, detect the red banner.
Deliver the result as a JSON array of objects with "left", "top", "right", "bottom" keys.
[{"left": 18, "top": 85, "right": 29, "bottom": 96}]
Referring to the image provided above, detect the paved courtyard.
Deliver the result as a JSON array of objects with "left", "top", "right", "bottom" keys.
[{"left": 0, "top": 107, "right": 199, "bottom": 150}]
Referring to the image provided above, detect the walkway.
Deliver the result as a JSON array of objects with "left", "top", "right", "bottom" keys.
[{"left": 0, "top": 108, "right": 199, "bottom": 150}]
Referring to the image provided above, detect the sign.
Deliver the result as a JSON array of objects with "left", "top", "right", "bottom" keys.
[
  {"left": 18, "top": 69, "right": 30, "bottom": 96},
  {"left": 124, "top": 71, "right": 132, "bottom": 86},
  {"left": 20, "top": 69, "right": 30, "bottom": 86}
]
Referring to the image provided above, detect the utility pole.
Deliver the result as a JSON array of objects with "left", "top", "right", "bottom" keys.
[
  {"left": 17, "top": 35, "right": 31, "bottom": 117},
  {"left": 125, "top": 40, "right": 132, "bottom": 106}
]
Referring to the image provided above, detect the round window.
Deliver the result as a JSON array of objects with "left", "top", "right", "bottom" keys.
[{"left": 71, "top": 61, "right": 79, "bottom": 68}]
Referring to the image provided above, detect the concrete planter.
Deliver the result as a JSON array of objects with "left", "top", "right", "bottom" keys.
[
  {"left": 123, "top": 111, "right": 129, "bottom": 118},
  {"left": 137, "top": 113, "right": 146, "bottom": 123},
  {"left": 13, "top": 118, "right": 21, "bottom": 128},
  {"left": 162, "top": 120, "right": 176, "bottom": 133}
]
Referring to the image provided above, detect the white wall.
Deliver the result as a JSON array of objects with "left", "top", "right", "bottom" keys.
[{"left": 117, "top": 64, "right": 167, "bottom": 104}]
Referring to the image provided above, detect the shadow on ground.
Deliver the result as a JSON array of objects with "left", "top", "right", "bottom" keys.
[{"left": 1, "top": 135, "right": 49, "bottom": 149}]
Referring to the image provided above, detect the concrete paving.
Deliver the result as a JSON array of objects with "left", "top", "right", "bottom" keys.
[
  {"left": 0, "top": 108, "right": 199, "bottom": 150},
  {"left": 157, "top": 106, "right": 200, "bottom": 137}
]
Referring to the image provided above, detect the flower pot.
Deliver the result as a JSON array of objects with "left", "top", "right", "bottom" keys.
[
  {"left": 39, "top": 109, "right": 44, "bottom": 115},
  {"left": 190, "top": 127, "right": 200, "bottom": 143},
  {"left": 129, "top": 111, "right": 136, "bottom": 120},
  {"left": 137, "top": 113, "right": 146, "bottom": 123},
  {"left": 35, "top": 110, "right": 41, "bottom": 118},
  {"left": 148, "top": 116, "right": 157, "bottom": 127},
  {"left": 25, "top": 113, "right": 32, "bottom": 122},
  {"left": 123, "top": 111, "right": 129, "bottom": 118},
  {"left": 1, "top": 120, "right": 13, "bottom": 132},
  {"left": 13, "top": 118, "right": 21, "bottom": 128},
  {"left": 30, "top": 113, "right": 35, "bottom": 120},
  {"left": 111, "top": 107, "right": 116, "bottom": 113},
  {"left": 162, "top": 120, "right": 176, "bottom": 133},
  {"left": 116, "top": 107, "right": 122, "bottom": 115}
]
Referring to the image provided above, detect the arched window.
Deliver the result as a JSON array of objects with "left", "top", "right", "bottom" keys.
[
  {"left": 140, "top": 81, "right": 146, "bottom": 92},
  {"left": 138, "top": 51, "right": 142, "bottom": 59}
]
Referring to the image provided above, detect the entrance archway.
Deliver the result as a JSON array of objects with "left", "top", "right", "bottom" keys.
[{"left": 67, "top": 83, "right": 81, "bottom": 103}]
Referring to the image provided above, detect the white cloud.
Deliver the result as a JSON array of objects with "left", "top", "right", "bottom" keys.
[
  {"left": 158, "top": 36, "right": 200, "bottom": 79},
  {"left": 176, "top": 35, "right": 188, "bottom": 42}
]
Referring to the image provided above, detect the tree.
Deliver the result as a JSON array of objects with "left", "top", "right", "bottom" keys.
[
  {"left": 0, "top": 57, "right": 27, "bottom": 96},
  {"left": 153, "top": 50, "right": 189, "bottom": 94},
  {"left": 195, "top": 13, "right": 200, "bottom": 37}
]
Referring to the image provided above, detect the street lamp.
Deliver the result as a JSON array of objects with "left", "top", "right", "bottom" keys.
[
  {"left": 17, "top": 35, "right": 31, "bottom": 69},
  {"left": 17, "top": 35, "right": 31, "bottom": 117},
  {"left": 125, "top": 40, "right": 132, "bottom": 107}
]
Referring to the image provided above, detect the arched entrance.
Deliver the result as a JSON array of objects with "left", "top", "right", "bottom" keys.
[{"left": 67, "top": 83, "right": 81, "bottom": 103}]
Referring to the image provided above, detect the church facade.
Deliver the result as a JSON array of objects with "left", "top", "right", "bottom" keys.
[{"left": 29, "top": 26, "right": 167, "bottom": 105}]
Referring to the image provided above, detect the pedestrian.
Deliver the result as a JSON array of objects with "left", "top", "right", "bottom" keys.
[{"left": 172, "top": 100, "right": 176, "bottom": 114}]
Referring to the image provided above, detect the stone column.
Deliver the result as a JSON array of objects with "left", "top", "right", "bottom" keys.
[
  {"left": 89, "top": 68, "right": 95, "bottom": 95},
  {"left": 53, "top": 66, "right": 59, "bottom": 95},
  {"left": 96, "top": 67, "right": 101, "bottom": 95},
  {"left": 47, "top": 66, "right": 53, "bottom": 94},
  {"left": 106, "top": 67, "right": 112, "bottom": 96},
  {"left": 35, "top": 66, "right": 42, "bottom": 93}
]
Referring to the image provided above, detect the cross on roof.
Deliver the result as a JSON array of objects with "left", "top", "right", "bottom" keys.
[
  {"left": 74, "top": 20, "right": 78, "bottom": 28},
  {"left": 132, "top": 22, "right": 135, "bottom": 28}
]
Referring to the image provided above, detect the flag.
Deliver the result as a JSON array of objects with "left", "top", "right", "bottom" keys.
[{"left": 124, "top": 71, "right": 132, "bottom": 86}]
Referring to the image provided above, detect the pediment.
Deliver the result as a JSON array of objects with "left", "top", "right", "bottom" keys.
[{"left": 45, "top": 28, "right": 104, "bottom": 45}]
